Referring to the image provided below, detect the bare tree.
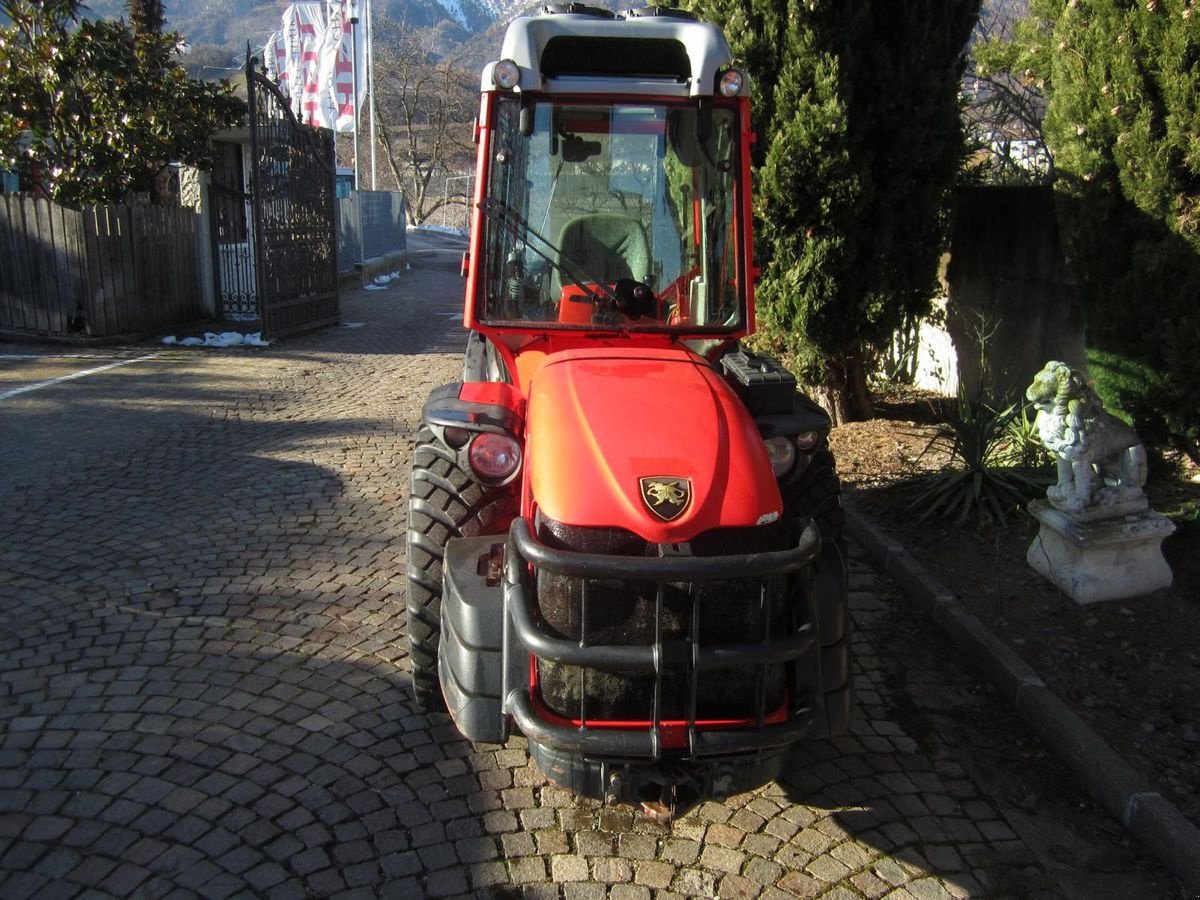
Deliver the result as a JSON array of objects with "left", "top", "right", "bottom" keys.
[
  {"left": 965, "top": 0, "right": 1052, "bottom": 184},
  {"left": 369, "top": 20, "right": 476, "bottom": 225}
]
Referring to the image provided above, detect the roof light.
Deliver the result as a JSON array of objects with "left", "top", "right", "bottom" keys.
[
  {"left": 718, "top": 68, "right": 744, "bottom": 97},
  {"left": 493, "top": 59, "right": 521, "bottom": 90}
]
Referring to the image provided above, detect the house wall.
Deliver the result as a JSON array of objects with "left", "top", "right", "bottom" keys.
[{"left": 180, "top": 167, "right": 216, "bottom": 319}]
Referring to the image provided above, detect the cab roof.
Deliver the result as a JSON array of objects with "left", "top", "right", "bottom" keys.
[{"left": 484, "top": 5, "right": 738, "bottom": 98}]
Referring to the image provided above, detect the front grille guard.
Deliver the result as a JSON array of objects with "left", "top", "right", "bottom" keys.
[{"left": 502, "top": 517, "right": 823, "bottom": 760}]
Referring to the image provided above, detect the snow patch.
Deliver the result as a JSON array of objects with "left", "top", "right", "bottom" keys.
[
  {"left": 162, "top": 331, "right": 271, "bottom": 348},
  {"left": 409, "top": 223, "right": 469, "bottom": 237},
  {"left": 436, "top": 0, "right": 469, "bottom": 28}
]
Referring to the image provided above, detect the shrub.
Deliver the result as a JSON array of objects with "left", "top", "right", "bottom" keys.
[{"left": 906, "top": 390, "right": 1050, "bottom": 526}]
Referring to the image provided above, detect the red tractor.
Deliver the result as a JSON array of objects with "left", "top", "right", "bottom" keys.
[{"left": 407, "top": 4, "right": 850, "bottom": 813}]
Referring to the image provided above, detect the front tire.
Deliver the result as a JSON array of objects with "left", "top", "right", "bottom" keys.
[
  {"left": 781, "top": 445, "right": 852, "bottom": 737},
  {"left": 406, "top": 425, "right": 516, "bottom": 712}
]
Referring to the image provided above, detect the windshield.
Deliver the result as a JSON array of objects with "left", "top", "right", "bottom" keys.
[{"left": 478, "top": 96, "right": 743, "bottom": 332}]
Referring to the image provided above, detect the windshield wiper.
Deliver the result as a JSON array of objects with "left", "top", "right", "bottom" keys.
[{"left": 478, "top": 199, "right": 621, "bottom": 307}]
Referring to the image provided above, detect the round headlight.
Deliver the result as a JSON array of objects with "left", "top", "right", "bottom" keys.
[
  {"left": 718, "top": 68, "right": 745, "bottom": 97},
  {"left": 764, "top": 436, "right": 796, "bottom": 476},
  {"left": 794, "top": 431, "right": 820, "bottom": 451},
  {"left": 468, "top": 433, "right": 522, "bottom": 481},
  {"left": 492, "top": 59, "right": 520, "bottom": 90}
]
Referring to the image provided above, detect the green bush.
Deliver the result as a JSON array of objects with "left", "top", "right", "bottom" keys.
[{"left": 1, "top": 0, "right": 244, "bottom": 205}]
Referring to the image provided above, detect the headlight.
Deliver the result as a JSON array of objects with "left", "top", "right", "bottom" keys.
[
  {"left": 492, "top": 59, "right": 520, "bottom": 90},
  {"left": 764, "top": 436, "right": 796, "bottom": 476},
  {"left": 794, "top": 431, "right": 820, "bottom": 451},
  {"left": 468, "top": 433, "right": 522, "bottom": 481}
]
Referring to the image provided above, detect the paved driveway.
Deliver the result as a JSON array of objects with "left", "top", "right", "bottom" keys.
[{"left": 0, "top": 233, "right": 1170, "bottom": 898}]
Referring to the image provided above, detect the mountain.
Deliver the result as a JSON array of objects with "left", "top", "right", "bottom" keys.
[
  {"left": 76, "top": 0, "right": 1031, "bottom": 80},
  {"left": 78, "top": 0, "right": 525, "bottom": 66}
]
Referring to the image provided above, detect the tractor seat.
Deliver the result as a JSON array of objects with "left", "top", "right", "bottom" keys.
[{"left": 555, "top": 213, "right": 651, "bottom": 290}]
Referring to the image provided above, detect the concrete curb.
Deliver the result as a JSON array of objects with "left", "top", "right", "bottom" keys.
[
  {"left": 845, "top": 505, "right": 1200, "bottom": 896},
  {"left": 356, "top": 250, "right": 410, "bottom": 286}
]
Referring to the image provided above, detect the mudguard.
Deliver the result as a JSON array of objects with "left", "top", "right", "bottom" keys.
[
  {"left": 524, "top": 347, "right": 781, "bottom": 543},
  {"left": 421, "top": 381, "right": 525, "bottom": 437}
]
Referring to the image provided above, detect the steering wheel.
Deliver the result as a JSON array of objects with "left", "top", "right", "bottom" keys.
[{"left": 608, "top": 278, "right": 657, "bottom": 319}]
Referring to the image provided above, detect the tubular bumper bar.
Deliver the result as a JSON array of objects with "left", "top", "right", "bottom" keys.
[
  {"left": 506, "top": 689, "right": 814, "bottom": 757},
  {"left": 502, "top": 517, "right": 823, "bottom": 760},
  {"left": 509, "top": 517, "right": 820, "bottom": 581}
]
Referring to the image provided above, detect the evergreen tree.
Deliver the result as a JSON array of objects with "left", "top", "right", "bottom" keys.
[
  {"left": 989, "top": 0, "right": 1200, "bottom": 462},
  {"left": 688, "top": 0, "right": 980, "bottom": 422},
  {"left": 0, "top": 0, "right": 244, "bottom": 205},
  {"left": 128, "top": 0, "right": 165, "bottom": 37}
]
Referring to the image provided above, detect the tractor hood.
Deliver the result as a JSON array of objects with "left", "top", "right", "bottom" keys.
[{"left": 525, "top": 348, "right": 782, "bottom": 543}]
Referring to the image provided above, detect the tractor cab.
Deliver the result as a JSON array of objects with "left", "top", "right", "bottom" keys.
[{"left": 464, "top": 5, "right": 756, "bottom": 381}]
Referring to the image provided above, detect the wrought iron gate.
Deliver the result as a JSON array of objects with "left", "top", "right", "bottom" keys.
[
  {"left": 246, "top": 54, "right": 340, "bottom": 339},
  {"left": 209, "top": 140, "right": 257, "bottom": 321}
]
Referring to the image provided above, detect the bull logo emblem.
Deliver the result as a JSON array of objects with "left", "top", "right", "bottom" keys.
[{"left": 639, "top": 477, "right": 691, "bottom": 521}]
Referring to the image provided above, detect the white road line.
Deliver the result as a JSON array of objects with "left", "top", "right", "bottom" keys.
[
  {"left": 0, "top": 354, "right": 121, "bottom": 360},
  {"left": 0, "top": 354, "right": 160, "bottom": 401}
]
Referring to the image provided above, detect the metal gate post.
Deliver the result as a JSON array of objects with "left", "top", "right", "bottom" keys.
[{"left": 246, "top": 49, "right": 270, "bottom": 338}]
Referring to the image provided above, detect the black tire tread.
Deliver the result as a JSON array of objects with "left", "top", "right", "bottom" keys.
[
  {"left": 781, "top": 443, "right": 853, "bottom": 737},
  {"left": 407, "top": 425, "right": 516, "bottom": 712}
]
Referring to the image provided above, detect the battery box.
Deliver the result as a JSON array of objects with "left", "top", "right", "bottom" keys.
[{"left": 720, "top": 349, "right": 798, "bottom": 416}]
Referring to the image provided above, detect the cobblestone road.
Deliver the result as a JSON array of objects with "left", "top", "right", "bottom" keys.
[{"left": 0, "top": 233, "right": 1174, "bottom": 898}]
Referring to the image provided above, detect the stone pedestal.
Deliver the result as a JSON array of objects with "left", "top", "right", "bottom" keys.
[{"left": 1026, "top": 500, "right": 1175, "bottom": 604}]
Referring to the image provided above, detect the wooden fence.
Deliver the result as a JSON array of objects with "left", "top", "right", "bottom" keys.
[{"left": 0, "top": 194, "right": 204, "bottom": 339}]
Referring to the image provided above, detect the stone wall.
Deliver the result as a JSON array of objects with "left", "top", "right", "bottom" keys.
[{"left": 910, "top": 185, "right": 1089, "bottom": 403}]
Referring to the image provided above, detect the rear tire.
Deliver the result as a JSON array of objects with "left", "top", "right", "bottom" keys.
[
  {"left": 406, "top": 425, "right": 516, "bottom": 712},
  {"left": 781, "top": 445, "right": 852, "bottom": 737}
]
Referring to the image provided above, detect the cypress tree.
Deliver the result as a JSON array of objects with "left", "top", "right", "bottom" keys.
[
  {"left": 994, "top": 0, "right": 1200, "bottom": 462},
  {"left": 689, "top": 0, "right": 980, "bottom": 422},
  {"left": 128, "top": 0, "right": 165, "bottom": 37}
]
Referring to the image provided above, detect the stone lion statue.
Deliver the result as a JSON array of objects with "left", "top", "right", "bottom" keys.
[{"left": 1025, "top": 361, "right": 1147, "bottom": 513}]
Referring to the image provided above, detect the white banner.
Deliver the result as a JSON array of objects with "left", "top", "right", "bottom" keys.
[
  {"left": 281, "top": 2, "right": 325, "bottom": 125},
  {"left": 262, "top": 31, "right": 289, "bottom": 97},
  {"left": 268, "top": 2, "right": 367, "bottom": 132},
  {"left": 316, "top": 0, "right": 364, "bottom": 133}
]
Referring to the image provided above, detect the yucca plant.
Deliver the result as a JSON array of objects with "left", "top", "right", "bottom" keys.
[
  {"left": 996, "top": 401, "right": 1052, "bottom": 469},
  {"left": 906, "top": 388, "right": 1050, "bottom": 526}
]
